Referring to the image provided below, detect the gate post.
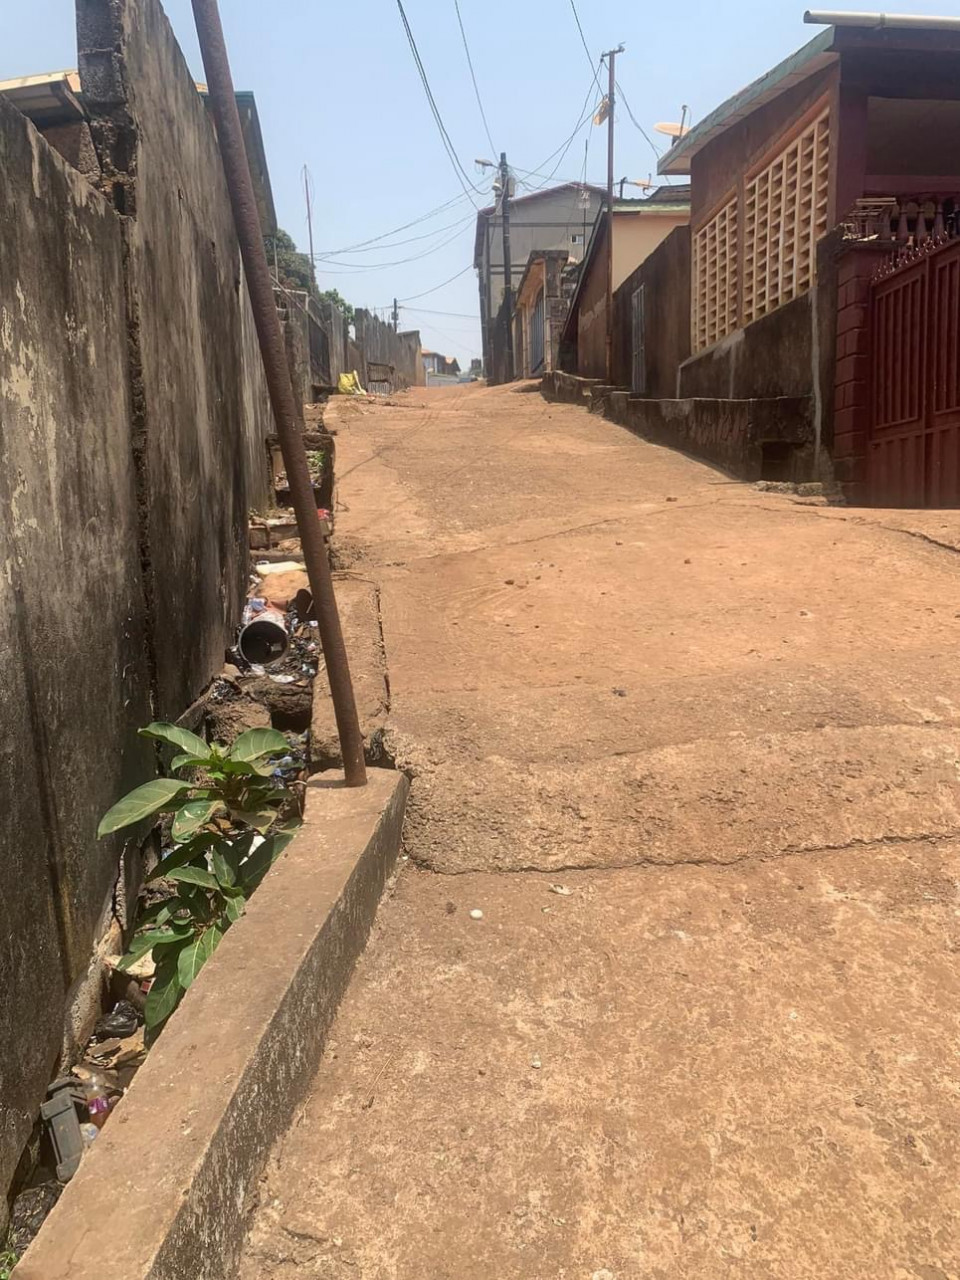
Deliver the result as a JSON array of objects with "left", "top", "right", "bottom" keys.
[{"left": 832, "top": 242, "right": 889, "bottom": 503}]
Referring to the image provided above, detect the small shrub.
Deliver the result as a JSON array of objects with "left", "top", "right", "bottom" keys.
[{"left": 99, "top": 723, "right": 301, "bottom": 1039}]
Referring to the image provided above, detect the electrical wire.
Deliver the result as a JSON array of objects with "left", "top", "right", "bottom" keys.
[
  {"left": 404, "top": 306, "right": 479, "bottom": 318},
  {"left": 312, "top": 191, "right": 474, "bottom": 258},
  {"left": 315, "top": 217, "right": 475, "bottom": 273},
  {"left": 396, "top": 0, "right": 483, "bottom": 208},
  {"left": 568, "top": 0, "right": 604, "bottom": 96},
  {"left": 314, "top": 211, "right": 477, "bottom": 260},
  {"left": 398, "top": 263, "right": 473, "bottom": 302},
  {"left": 453, "top": 0, "right": 497, "bottom": 156},
  {"left": 616, "top": 79, "right": 664, "bottom": 166},
  {"left": 517, "top": 66, "right": 603, "bottom": 192}
]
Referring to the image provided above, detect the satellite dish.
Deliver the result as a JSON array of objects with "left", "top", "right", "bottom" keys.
[{"left": 654, "top": 121, "right": 690, "bottom": 139}]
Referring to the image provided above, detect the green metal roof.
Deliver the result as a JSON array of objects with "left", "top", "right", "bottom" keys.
[{"left": 658, "top": 27, "right": 837, "bottom": 175}]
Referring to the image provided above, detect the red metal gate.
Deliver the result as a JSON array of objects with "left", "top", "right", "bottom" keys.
[{"left": 870, "top": 238, "right": 960, "bottom": 506}]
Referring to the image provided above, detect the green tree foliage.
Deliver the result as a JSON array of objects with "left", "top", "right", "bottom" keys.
[
  {"left": 264, "top": 227, "right": 316, "bottom": 294},
  {"left": 264, "top": 230, "right": 356, "bottom": 325},
  {"left": 317, "top": 288, "right": 355, "bottom": 326}
]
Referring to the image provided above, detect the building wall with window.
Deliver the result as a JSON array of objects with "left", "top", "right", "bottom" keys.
[{"left": 474, "top": 183, "right": 605, "bottom": 378}]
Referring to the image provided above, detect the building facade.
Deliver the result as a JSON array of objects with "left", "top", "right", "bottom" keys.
[
  {"left": 474, "top": 182, "right": 605, "bottom": 377},
  {"left": 559, "top": 189, "right": 691, "bottom": 380},
  {"left": 657, "top": 18, "right": 960, "bottom": 503}
]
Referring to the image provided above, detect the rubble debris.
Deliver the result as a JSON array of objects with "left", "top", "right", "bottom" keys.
[{"left": 7, "top": 1183, "right": 62, "bottom": 1255}]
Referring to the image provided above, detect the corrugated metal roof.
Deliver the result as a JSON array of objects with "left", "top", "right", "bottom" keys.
[{"left": 658, "top": 28, "right": 837, "bottom": 175}]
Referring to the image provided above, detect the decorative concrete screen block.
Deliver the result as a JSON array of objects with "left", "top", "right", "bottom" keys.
[
  {"left": 692, "top": 195, "right": 738, "bottom": 353},
  {"left": 743, "top": 106, "right": 830, "bottom": 325}
]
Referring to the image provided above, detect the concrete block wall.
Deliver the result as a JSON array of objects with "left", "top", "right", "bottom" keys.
[{"left": 0, "top": 0, "right": 276, "bottom": 1208}]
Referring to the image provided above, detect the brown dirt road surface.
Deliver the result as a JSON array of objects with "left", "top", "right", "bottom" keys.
[{"left": 240, "top": 382, "right": 960, "bottom": 1279}]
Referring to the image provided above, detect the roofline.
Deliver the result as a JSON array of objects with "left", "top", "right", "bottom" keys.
[
  {"left": 473, "top": 182, "right": 606, "bottom": 266},
  {"left": 658, "top": 27, "right": 837, "bottom": 175}
]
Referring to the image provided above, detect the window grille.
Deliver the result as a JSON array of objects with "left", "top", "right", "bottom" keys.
[
  {"left": 743, "top": 109, "right": 830, "bottom": 325},
  {"left": 692, "top": 196, "right": 738, "bottom": 352}
]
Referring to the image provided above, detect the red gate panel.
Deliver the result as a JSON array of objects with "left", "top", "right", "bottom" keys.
[{"left": 869, "top": 239, "right": 960, "bottom": 507}]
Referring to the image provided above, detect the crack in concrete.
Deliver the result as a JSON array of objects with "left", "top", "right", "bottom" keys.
[{"left": 409, "top": 828, "right": 959, "bottom": 878}]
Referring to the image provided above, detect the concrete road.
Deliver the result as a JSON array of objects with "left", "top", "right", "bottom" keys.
[{"left": 240, "top": 382, "right": 960, "bottom": 1279}]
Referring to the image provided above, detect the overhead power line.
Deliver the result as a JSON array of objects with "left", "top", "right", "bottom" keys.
[
  {"left": 314, "top": 211, "right": 476, "bottom": 261},
  {"left": 616, "top": 79, "right": 664, "bottom": 166},
  {"left": 396, "top": 0, "right": 483, "bottom": 208},
  {"left": 453, "top": 0, "right": 497, "bottom": 155},
  {"left": 398, "top": 263, "right": 473, "bottom": 302},
  {"left": 404, "top": 306, "right": 479, "bottom": 318},
  {"left": 568, "top": 0, "right": 604, "bottom": 96},
  {"left": 315, "top": 217, "right": 475, "bottom": 273},
  {"left": 313, "top": 191, "right": 473, "bottom": 258},
  {"left": 517, "top": 64, "right": 603, "bottom": 192}
]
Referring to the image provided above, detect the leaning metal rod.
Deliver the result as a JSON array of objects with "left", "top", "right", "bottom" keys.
[{"left": 191, "top": 0, "right": 367, "bottom": 786}]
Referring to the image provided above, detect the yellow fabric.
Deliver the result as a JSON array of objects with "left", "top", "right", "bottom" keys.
[{"left": 337, "top": 370, "right": 366, "bottom": 396}]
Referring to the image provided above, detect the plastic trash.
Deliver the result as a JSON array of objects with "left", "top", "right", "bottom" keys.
[
  {"left": 93, "top": 999, "right": 139, "bottom": 1041},
  {"left": 40, "top": 1078, "right": 86, "bottom": 1182}
]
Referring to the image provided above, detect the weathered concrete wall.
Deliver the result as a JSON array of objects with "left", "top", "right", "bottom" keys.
[
  {"left": 78, "top": 0, "right": 274, "bottom": 718},
  {"left": 354, "top": 310, "right": 425, "bottom": 390},
  {"left": 0, "top": 96, "right": 153, "bottom": 1207},
  {"left": 0, "top": 0, "right": 278, "bottom": 1210},
  {"left": 612, "top": 226, "right": 691, "bottom": 397},
  {"left": 543, "top": 371, "right": 814, "bottom": 481}
]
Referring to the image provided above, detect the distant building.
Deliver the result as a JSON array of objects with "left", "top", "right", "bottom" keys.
[
  {"left": 422, "top": 350, "right": 461, "bottom": 382},
  {"left": 559, "top": 186, "right": 691, "bottom": 380},
  {"left": 512, "top": 250, "right": 579, "bottom": 380},
  {"left": 474, "top": 182, "right": 605, "bottom": 375}
]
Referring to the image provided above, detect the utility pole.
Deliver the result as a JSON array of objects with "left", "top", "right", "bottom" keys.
[
  {"left": 303, "top": 165, "right": 315, "bottom": 283},
  {"left": 192, "top": 0, "right": 367, "bottom": 786},
  {"left": 392, "top": 298, "right": 400, "bottom": 332},
  {"left": 499, "top": 151, "right": 515, "bottom": 382},
  {"left": 603, "top": 44, "right": 624, "bottom": 384}
]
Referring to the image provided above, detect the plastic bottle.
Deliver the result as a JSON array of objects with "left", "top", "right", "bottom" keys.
[{"left": 83, "top": 1072, "right": 113, "bottom": 1130}]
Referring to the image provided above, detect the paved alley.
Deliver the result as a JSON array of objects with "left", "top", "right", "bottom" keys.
[{"left": 240, "top": 382, "right": 960, "bottom": 1279}]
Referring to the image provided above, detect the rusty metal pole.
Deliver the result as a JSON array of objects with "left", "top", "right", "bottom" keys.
[{"left": 191, "top": 0, "right": 367, "bottom": 786}]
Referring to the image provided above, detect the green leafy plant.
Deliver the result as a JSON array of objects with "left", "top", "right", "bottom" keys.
[
  {"left": 99, "top": 723, "right": 301, "bottom": 1040},
  {"left": 0, "top": 1249, "right": 18, "bottom": 1280}
]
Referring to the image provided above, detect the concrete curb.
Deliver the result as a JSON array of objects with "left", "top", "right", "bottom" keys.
[{"left": 15, "top": 769, "right": 408, "bottom": 1280}]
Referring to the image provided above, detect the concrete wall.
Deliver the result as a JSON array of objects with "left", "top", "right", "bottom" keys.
[
  {"left": 0, "top": 94, "right": 153, "bottom": 1211},
  {"left": 78, "top": 0, "right": 274, "bottom": 718},
  {"left": 354, "top": 310, "right": 425, "bottom": 390},
  {"left": 0, "top": 0, "right": 276, "bottom": 1208},
  {"left": 575, "top": 231, "right": 609, "bottom": 380},
  {"left": 678, "top": 231, "right": 841, "bottom": 479},
  {"left": 612, "top": 226, "right": 692, "bottom": 397},
  {"left": 542, "top": 371, "right": 814, "bottom": 481},
  {"left": 612, "top": 211, "right": 690, "bottom": 289}
]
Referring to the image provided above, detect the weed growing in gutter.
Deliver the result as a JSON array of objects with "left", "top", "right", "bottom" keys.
[{"left": 99, "top": 723, "right": 301, "bottom": 1040}]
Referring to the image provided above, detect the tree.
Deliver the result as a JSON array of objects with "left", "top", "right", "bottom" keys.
[
  {"left": 317, "top": 288, "right": 354, "bottom": 326},
  {"left": 265, "top": 229, "right": 356, "bottom": 325},
  {"left": 264, "top": 228, "right": 315, "bottom": 294}
]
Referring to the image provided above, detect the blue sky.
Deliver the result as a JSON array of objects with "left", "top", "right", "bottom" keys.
[{"left": 3, "top": 0, "right": 957, "bottom": 365}]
